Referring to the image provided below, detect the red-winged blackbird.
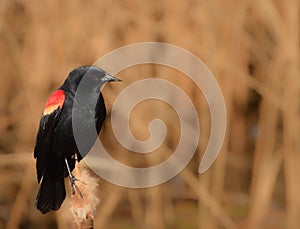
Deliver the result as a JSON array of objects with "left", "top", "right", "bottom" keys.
[{"left": 34, "top": 66, "right": 121, "bottom": 214}]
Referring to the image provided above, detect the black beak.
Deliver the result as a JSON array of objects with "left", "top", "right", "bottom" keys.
[{"left": 103, "top": 73, "right": 122, "bottom": 82}]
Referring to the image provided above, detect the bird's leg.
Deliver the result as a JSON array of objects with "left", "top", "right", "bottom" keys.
[{"left": 64, "top": 158, "right": 85, "bottom": 198}]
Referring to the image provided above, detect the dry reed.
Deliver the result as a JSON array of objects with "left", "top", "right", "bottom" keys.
[
  {"left": 70, "top": 163, "right": 100, "bottom": 229},
  {"left": 0, "top": 0, "right": 299, "bottom": 228}
]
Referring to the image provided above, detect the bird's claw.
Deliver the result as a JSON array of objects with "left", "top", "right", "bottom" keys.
[{"left": 69, "top": 174, "right": 85, "bottom": 198}]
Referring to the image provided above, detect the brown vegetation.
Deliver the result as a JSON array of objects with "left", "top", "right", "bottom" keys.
[{"left": 0, "top": 0, "right": 299, "bottom": 228}]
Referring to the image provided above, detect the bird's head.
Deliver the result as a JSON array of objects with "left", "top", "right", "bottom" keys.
[{"left": 61, "top": 66, "right": 121, "bottom": 93}]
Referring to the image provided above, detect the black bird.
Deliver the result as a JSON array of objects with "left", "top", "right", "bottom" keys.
[{"left": 34, "top": 66, "right": 121, "bottom": 214}]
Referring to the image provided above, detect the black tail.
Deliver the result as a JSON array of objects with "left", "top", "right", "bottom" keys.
[{"left": 35, "top": 157, "right": 66, "bottom": 214}]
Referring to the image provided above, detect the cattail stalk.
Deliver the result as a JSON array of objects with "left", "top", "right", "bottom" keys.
[{"left": 70, "top": 163, "right": 100, "bottom": 229}]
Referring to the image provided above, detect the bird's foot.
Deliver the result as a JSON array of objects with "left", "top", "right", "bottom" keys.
[
  {"left": 65, "top": 158, "right": 86, "bottom": 198},
  {"left": 69, "top": 174, "right": 86, "bottom": 198}
]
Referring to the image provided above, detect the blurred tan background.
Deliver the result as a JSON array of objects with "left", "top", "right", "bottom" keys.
[{"left": 0, "top": 0, "right": 299, "bottom": 228}]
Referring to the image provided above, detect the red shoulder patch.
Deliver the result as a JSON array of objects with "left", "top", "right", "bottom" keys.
[{"left": 43, "top": 90, "right": 65, "bottom": 115}]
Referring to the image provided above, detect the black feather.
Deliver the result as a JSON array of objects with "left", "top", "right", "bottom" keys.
[{"left": 35, "top": 156, "right": 66, "bottom": 214}]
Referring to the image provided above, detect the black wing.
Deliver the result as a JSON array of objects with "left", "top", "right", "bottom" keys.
[{"left": 34, "top": 91, "right": 65, "bottom": 183}]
